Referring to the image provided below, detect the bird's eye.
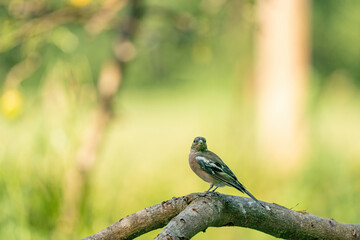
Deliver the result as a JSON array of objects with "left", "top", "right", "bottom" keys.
[{"left": 193, "top": 140, "right": 196, "bottom": 143}]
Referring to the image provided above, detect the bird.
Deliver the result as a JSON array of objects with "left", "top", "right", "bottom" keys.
[{"left": 189, "top": 136, "right": 265, "bottom": 208}]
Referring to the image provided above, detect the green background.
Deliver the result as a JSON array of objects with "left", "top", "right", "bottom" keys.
[{"left": 1, "top": 0, "right": 360, "bottom": 239}]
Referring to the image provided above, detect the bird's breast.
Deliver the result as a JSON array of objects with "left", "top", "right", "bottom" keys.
[{"left": 189, "top": 152, "right": 215, "bottom": 184}]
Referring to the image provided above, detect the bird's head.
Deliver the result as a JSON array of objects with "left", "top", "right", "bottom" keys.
[{"left": 191, "top": 136, "right": 207, "bottom": 151}]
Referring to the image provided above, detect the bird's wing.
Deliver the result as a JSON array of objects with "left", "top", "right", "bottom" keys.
[
  {"left": 195, "top": 151, "right": 244, "bottom": 191},
  {"left": 196, "top": 151, "right": 265, "bottom": 208}
]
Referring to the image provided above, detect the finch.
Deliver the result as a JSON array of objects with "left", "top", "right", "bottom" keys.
[{"left": 189, "top": 136, "right": 265, "bottom": 208}]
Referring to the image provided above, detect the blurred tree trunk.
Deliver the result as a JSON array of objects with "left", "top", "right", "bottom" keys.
[
  {"left": 254, "top": 0, "right": 309, "bottom": 171},
  {"left": 55, "top": 0, "right": 143, "bottom": 238},
  {"left": 55, "top": 61, "right": 121, "bottom": 237}
]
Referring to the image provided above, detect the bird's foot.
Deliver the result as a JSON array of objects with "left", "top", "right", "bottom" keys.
[
  {"left": 198, "top": 191, "right": 219, "bottom": 200},
  {"left": 198, "top": 191, "right": 209, "bottom": 197}
]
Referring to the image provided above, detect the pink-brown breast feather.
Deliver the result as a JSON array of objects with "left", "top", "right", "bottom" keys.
[{"left": 189, "top": 151, "right": 215, "bottom": 184}]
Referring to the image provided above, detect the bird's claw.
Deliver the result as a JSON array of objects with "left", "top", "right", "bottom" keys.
[{"left": 198, "top": 191, "right": 209, "bottom": 197}]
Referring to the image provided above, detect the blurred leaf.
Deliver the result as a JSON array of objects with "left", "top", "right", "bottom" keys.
[
  {"left": 51, "top": 27, "right": 79, "bottom": 53},
  {"left": 70, "top": 0, "right": 92, "bottom": 7},
  {"left": 0, "top": 89, "right": 23, "bottom": 119}
]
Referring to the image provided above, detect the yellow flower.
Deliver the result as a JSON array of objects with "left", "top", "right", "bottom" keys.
[
  {"left": 0, "top": 89, "right": 23, "bottom": 119},
  {"left": 70, "top": 0, "right": 91, "bottom": 7}
]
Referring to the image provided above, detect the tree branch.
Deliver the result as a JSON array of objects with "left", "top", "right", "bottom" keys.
[
  {"left": 82, "top": 194, "right": 197, "bottom": 240},
  {"left": 82, "top": 193, "right": 360, "bottom": 240}
]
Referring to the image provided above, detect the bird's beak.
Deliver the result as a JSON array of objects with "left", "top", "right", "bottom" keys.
[{"left": 199, "top": 140, "right": 203, "bottom": 144}]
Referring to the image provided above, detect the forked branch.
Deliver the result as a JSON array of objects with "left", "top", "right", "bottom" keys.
[{"left": 82, "top": 193, "right": 360, "bottom": 240}]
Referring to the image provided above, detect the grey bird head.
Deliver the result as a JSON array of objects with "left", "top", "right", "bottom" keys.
[{"left": 191, "top": 136, "right": 207, "bottom": 151}]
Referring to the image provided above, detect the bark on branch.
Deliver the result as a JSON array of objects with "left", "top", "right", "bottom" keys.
[{"left": 82, "top": 193, "right": 360, "bottom": 240}]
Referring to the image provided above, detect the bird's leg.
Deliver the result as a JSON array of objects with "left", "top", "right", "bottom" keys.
[
  {"left": 198, "top": 184, "right": 214, "bottom": 197},
  {"left": 205, "top": 184, "right": 214, "bottom": 193},
  {"left": 211, "top": 186, "right": 218, "bottom": 192}
]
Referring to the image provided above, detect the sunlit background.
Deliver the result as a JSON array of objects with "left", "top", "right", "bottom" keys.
[{"left": 1, "top": 0, "right": 360, "bottom": 239}]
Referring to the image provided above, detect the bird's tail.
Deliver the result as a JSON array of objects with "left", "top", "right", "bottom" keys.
[{"left": 233, "top": 182, "right": 265, "bottom": 208}]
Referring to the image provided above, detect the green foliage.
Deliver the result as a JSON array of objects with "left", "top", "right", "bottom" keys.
[
  {"left": 1, "top": 1, "right": 360, "bottom": 239},
  {"left": 312, "top": 0, "right": 360, "bottom": 86}
]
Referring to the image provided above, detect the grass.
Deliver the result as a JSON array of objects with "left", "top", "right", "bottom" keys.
[{"left": 1, "top": 81, "right": 360, "bottom": 240}]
